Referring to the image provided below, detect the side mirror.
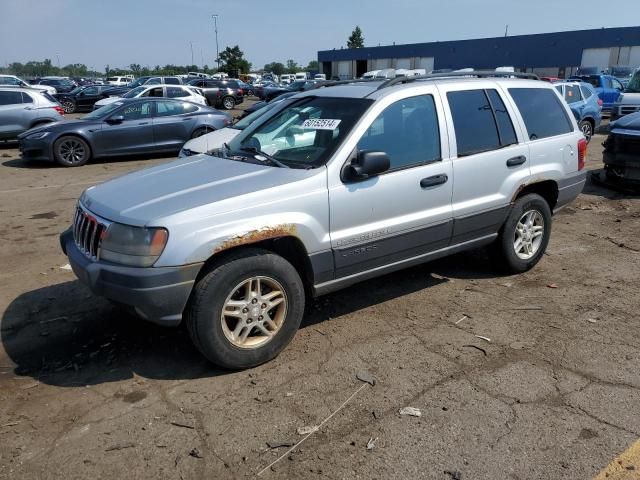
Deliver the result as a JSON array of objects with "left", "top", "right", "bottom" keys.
[
  {"left": 343, "top": 151, "right": 390, "bottom": 182},
  {"left": 107, "top": 115, "right": 124, "bottom": 124}
]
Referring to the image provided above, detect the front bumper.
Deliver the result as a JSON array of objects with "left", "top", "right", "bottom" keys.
[
  {"left": 19, "top": 137, "right": 54, "bottom": 162},
  {"left": 555, "top": 170, "right": 587, "bottom": 211},
  {"left": 60, "top": 229, "right": 202, "bottom": 326}
]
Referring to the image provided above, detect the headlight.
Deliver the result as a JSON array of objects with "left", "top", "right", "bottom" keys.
[
  {"left": 26, "top": 131, "right": 50, "bottom": 140},
  {"left": 100, "top": 223, "right": 168, "bottom": 267}
]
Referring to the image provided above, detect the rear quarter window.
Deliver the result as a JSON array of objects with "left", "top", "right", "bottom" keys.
[{"left": 508, "top": 88, "right": 573, "bottom": 140}]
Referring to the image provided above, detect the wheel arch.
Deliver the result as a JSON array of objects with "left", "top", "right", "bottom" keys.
[
  {"left": 197, "top": 235, "right": 315, "bottom": 298},
  {"left": 512, "top": 180, "right": 559, "bottom": 211},
  {"left": 51, "top": 132, "right": 94, "bottom": 160}
]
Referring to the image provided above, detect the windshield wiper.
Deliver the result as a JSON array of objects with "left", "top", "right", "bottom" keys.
[{"left": 239, "top": 146, "right": 290, "bottom": 168}]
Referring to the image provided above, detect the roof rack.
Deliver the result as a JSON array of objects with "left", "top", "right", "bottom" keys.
[
  {"left": 376, "top": 70, "right": 540, "bottom": 90},
  {"left": 308, "top": 78, "right": 380, "bottom": 90}
]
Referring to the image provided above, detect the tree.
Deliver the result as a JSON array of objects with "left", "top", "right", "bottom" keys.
[
  {"left": 219, "top": 45, "right": 251, "bottom": 75},
  {"left": 347, "top": 26, "right": 365, "bottom": 48},
  {"left": 129, "top": 63, "right": 142, "bottom": 76},
  {"left": 286, "top": 59, "right": 298, "bottom": 73},
  {"left": 305, "top": 60, "right": 319, "bottom": 72},
  {"left": 264, "top": 62, "right": 285, "bottom": 75}
]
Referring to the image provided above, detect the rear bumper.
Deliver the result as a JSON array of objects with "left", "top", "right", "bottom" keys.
[
  {"left": 60, "top": 229, "right": 202, "bottom": 326},
  {"left": 555, "top": 170, "right": 587, "bottom": 211}
]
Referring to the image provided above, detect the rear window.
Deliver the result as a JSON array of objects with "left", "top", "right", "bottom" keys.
[
  {"left": 447, "top": 89, "right": 517, "bottom": 157},
  {"left": 508, "top": 88, "right": 573, "bottom": 140},
  {"left": 564, "top": 85, "right": 581, "bottom": 104},
  {"left": 164, "top": 77, "right": 181, "bottom": 85},
  {"left": 580, "top": 86, "right": 593, "bottom": 99}
]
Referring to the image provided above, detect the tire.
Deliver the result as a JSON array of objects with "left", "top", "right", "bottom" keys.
[
  {"left": 61, "top": 100, "right": 76, "bottom": 114},
  {"left": 247, "top": 89, "right": 254, "bottom": 96},
  {"left": 185, "top": 248, "right": 305, "bottom": 369},
  {"left": 53, "top": 135, "right": 91, "bottom": 167},
  {"left": 191, "top": 126, "right": 214, "bottom": 139},
  {"left": 579, "top": 120, "right": 593, "bottom": 143},
  {"left": 491, "top": 193, "right": 552, "bottom": 273},
  {"left": 222, "top": 96, "right": 235, "bottom": 110}
]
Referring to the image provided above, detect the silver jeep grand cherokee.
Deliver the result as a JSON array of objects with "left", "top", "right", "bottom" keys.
[{"left": 60, "top": 72, "right": 587, "bottom": 369}]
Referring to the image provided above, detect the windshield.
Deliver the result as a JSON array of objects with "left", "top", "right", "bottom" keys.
[
  {"left": 69, "top": 87, "right": 83, "bottom": 95},
  {"left": 287, "top": 81, "right": 306, "bottom": 90},
  {"left": 611, "top": 66, "right": 634, "bottom": 77},
  {"left": 123, "top": 86, "right": 146, "bottom": 98},
  {"left": 81, "top": 101, "right": 123, "bottom": 120},
  {"left": 626, "top": 72, "right": 640, "bottom": 92},
  {"left": 233, "top": 101, "right": 288, "bottom": 130},
  {"left": 127, "top": 77, "right": 148, "bottom": 88},
  {"left": 227, "top": 96, "right": 372, "bottom": 168}
]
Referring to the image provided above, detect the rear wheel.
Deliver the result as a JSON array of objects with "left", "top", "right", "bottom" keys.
[
  {"left": 61, "top": 100, "right": 76, "bottom": 114},
  {"left": 491, "top": 193, "right": 552, "bottom": 273},
  {"left": 222, "top": 96, "right": 235, "bottom": 110},
  {"left": 191, "top": 126, "right": 214, "bottom": 139},
  {"left": 53, "top": 136, "right": 90, "bottom": 167},
  {"left": 185, "top": 248, "right": 305, "bottom": 369},
  {"left": 579, "top": 120, "right": 593, "bottom": 142}
]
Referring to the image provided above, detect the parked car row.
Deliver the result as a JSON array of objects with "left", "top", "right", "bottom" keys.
[{"left": 0, "top": 87, "right": 64, "bottom": 140}]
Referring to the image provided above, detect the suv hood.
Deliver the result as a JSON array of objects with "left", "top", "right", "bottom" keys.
[
  {"left": 618, "top": 92, "right": 640, "bottom": 105},
  {"left": 81, "top": 155, "right": 319, "bottom": 226},
  {"left": 611, "top": 112, "right": 640, "bottom": 133}
]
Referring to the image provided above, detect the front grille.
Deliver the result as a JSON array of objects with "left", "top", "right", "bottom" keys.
[
  {"left": 72, "top": 205, "right": 108, "bottom": 260},
  {"left": 610, "top": 133, "right": 640, "bottom": 156},
  {"left": 621, "top": 106, "right": 640, "bottom": 115}
]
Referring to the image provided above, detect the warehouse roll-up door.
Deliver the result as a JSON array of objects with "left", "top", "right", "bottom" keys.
[
  {"left": 417, "top": 57, "right": 434, "bottom": 72},
  {"left": 630, "top": 47, "right": 640, "bottom": 67},
  {"left": 337, "top": 61, "right": 351, "bottom": 79},
  {"left": 581, "top": 48, "right": 611, "bottom": 70},
  {"left": 395, "top": 58, "right": 411, "bottom": 69},
  {"left": 373, "top": 59, "right": 391, "bottom": 70}
]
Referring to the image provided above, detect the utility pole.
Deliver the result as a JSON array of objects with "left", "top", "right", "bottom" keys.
[
  {"left": 212, "top": 14, "right": 220, "bottom": 72},
  {"left": 504, "top": 24, "right": 509, "bottom": 37},
  {"left": 56, "top": 54, "right": 61, "bottom": 68},
  {"left": 190, "top": 41, "right": 194, "bottom": 67}
]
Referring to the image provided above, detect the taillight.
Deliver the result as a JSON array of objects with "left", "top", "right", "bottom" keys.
[
  {"left": 238, "top": 89, "right": 243, "bottom": 95},
  {"left": 577, "top": 137, "right": 587, "bottom": 171},
  {"left": 597, "top": 98, "right": 603, "bottom": 108},
  {"left": 54, "top": 105, "right": 64, "bottom": 116}
]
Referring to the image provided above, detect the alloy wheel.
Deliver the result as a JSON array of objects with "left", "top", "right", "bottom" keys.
[
  {"left": 220, "top": 276, "right": 288, "bottom": 349},
  {"left": 58, "top": 138, "right": 86, "bottom": 165},
  {"left": 513, "top": 210, "right": 545, "bottom": 260},
  {"left": 62, "top": 100, "right": 75, "bottom": 114},
  {"left": 580, "top": 121, "right": 592, "bottom": 140}
]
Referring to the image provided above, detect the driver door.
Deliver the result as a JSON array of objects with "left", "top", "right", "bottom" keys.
[
  {"left": 328, "top": 92, "right": 454, "bottom": 278},
  {"left": 92, "top": 100, "right": 155, "bottom": 156}
]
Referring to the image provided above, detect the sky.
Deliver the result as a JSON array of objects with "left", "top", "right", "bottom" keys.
[{"left": 1, "top": 0, "right": 639, "bottom": 72}]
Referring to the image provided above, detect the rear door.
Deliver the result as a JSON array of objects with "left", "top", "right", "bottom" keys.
[
  {"left": 0, "top": 90, "right": 28, "bottom": 138},
  {"left": 440, "top": 84, "right": 530, "bottom": 244},
  {"left": 76, "top": 86, "right": 100, "bottom": 110},
  {"left": 92, "top": 100, "right": 155, "bottom": 155},
  {"left": 328, "top": 89, "right": 454, "bottom": 278},
  {"left": 151, "top": 100, "right": 199, "bottom": 151}
]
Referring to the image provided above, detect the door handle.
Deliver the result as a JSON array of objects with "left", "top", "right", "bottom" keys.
[
  {"left": 506, "top": 155, "right": 527, "bottom": 167},
  {"left": 420, "top": 174, "right": 448, "bottom": 188}
]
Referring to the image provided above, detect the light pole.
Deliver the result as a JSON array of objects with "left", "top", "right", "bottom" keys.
[
  {"left": 212, "top": 14, "right": 220, "bottom": 72},
  {"left": 56, "top": 54, "right": 61, "bottom": 68},
  {"left": 190, "top": 41, "right": 194, "bottom": 67}
]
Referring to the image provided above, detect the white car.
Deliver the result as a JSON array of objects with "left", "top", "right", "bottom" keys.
[
  {"left": 0, "top": 74, "right": 57, "bottom": 95},
  {"left": 106, "top": 75, "right": 134, "bottom": 86},
  {"left": 93, "top": 84, "right": 206, "bottom": 110}
]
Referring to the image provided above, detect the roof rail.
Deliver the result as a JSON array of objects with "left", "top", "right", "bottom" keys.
[
  {"left": 376, "top": 70, "right": 540, "bottom": 90},
  {"left": 308, "top": 78, "right": 380, "bottom": 90}
]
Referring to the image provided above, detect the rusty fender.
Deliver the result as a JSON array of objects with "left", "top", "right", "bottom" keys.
[{"left": 213, "top": 224, "right": 297, "bottom": 254}]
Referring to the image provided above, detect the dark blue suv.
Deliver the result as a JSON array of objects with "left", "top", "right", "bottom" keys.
[{"left": 555, "top": 81, "right": 602, "bottom": 141}]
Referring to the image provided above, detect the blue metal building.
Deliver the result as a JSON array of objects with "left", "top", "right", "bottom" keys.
[{"left": 317, "top": 26, "right": 640, "bottom": 79}]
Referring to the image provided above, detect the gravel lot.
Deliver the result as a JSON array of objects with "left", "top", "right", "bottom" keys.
[{"left": 1, "top": 103, "right": 639, "bottom": 480}]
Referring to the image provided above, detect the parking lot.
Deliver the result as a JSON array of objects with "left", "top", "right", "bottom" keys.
[{"left": 0, "top": 98, "right": 639, "bottom": 480}]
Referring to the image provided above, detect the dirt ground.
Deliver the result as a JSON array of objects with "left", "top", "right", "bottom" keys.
[{"left": 1, "top": 103, "right": 639, "bottom": 480}]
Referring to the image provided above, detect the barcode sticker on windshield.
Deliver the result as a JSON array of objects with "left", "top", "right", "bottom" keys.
[{"left": 301, "top": 119, "right": 341, "bottom": 130}]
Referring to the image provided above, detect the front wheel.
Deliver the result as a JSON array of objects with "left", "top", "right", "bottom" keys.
[
  {"left": 491, "top": 193, "right": 552, "bottom": 273},
  {"left": 61, "top": 100, "right": 76, "bottom": 114},
  {"left": 191, "top": 126, "right": 214, "bottom": 139},
  {"left": 53, "top": 136, "right": 91, "bottom": 167},
  {"left": 185, "top": 248, "right": 305, "bottom": 369}
]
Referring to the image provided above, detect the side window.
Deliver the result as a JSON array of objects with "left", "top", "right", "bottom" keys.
[
  {"left": 0, "top": 91, "right": 24, "bottom": 105},
  {"left": 447, "top": 90, "right": 500, "bottom": 156},
  {"left": 580, "top": 86, "right": 593, "bottom": 99},
  {"left": 155, "top": 100, "right": 197, "bottom": 116},
  {"left": 555, "top": 86, "right": 563, "bottom": 95},
  {"left": 612, "top": 78, "right": 624, "bottom": 90},
  {"left": 167, "top": 87, "right": 189, "bottom": 98},
  {"left": 486, "top": 89, "right": 517, "bottom": 147},
  {"left": 120, "top": 101, "right": 153, "bottom": 120},
  {"left": 564, "top": 85, "right": 581, "bottom": 104},
  {"left": 143, "top": 87, "right": 163, "bottom": 98},
  {"left": 165, "top": 77, "right": 180, "bottom": 85},
  {"left": 146, "top": 77, "right": 161, "bottom": 85},
  {"left": 21, "top": 92, "right": 34, "bottom": 103},
  {"left": 357, "top": 94, "right": 440, "bottom": 169},
  {"left": 508, "top": 88, "right": 573, "bottom": 140},
  {"left": 83, "top": 87, "right": 98, "bottom": 96}
]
